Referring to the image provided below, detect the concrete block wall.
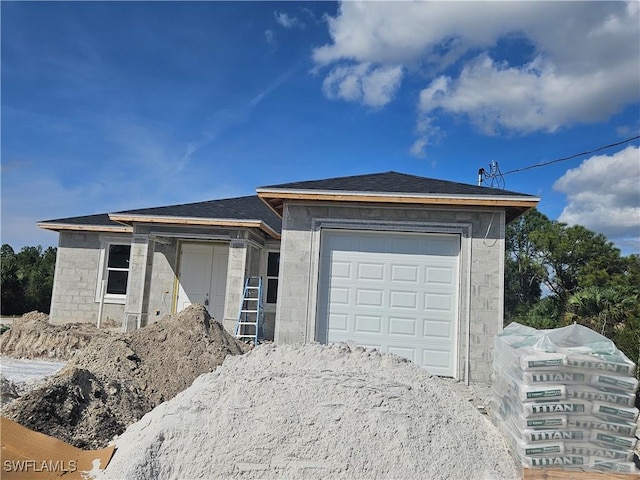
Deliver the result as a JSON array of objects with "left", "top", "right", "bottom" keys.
[
  {"left": 49, "top": 231, "right": 128, "bottom": 325},
  {"left": 247, "top": 244, "right": 261, "bottom": 277},
  {"left": 49, "top": 226, "right": 274, "bottom": 335},
  {"left": 274, "top": 202, "right": 506, "bottom": 383},
  {"left": 467, "top": 230, "right": 505, "bottom": 382},
  {"left": 123, "top": 234, "right": 154, "bottom": 331},
  {"left": 273, "top": 220, "right": 312, "bottom": 343},
  {"left": 223, "top": 240, "right": 247, "bottom": 334}
]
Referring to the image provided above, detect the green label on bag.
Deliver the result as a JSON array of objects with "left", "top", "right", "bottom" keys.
[
  {"left": 527, "top": 389, "right": 562, "bottom": 399},
  {"left": 528, "top": 359, "right": 563, "bottom": 367},
  {"left": 525, "top": 445, "right": 561, "bottom": 455}
]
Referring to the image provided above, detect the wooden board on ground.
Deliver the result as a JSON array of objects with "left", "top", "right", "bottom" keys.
[
  {"left": 0, "top": 417, "right": 115, "bottom": 479},
  {"left": 524, "top": 467, "right": 640, "bottom": 480}
]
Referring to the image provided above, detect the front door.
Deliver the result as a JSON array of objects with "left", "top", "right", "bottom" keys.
[{"left": 176, "top": 243, "right": 229, "bottom": 321}]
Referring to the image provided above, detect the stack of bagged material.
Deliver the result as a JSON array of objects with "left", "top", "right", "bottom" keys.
[{"left": 491, "top": 322, "right": 639, "bottom": 474}]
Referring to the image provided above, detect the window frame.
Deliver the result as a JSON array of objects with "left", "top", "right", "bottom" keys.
[
  {"left": 96, "top": 237, "right": 132, "bottom": 305},
  {"left": 264, "top": 250, "right": 280, "bottom": 305}
]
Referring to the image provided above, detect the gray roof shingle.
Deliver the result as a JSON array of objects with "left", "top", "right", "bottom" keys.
[
  {"left": 38, "top": 213, "right": 126, "bottom": 228},
  {"left": 259, "top": 171, "right": 534, "bottom": 197},
  {"left": 39, "top": 196, "right": 282, "bottom": 234},
  {"left": 39, "top": 172, "right": 536, "bottom": 233}
]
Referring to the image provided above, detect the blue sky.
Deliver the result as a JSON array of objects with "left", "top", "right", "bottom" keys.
[{"left": 2, "top": 1, "right": 639, "bottom": 254}]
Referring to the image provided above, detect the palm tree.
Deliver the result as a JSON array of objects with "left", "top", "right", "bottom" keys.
[{"left": 564, "top": 286, "right": 637, "bottom": 338}]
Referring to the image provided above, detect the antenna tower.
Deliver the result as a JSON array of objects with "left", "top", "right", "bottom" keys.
[{"left": 477, "top": 160, "right": 505, "bottom": 189}]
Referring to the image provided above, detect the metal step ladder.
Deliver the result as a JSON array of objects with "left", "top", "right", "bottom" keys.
[{"left": 234, "top": 276, "right": 264, "bottom": 344}]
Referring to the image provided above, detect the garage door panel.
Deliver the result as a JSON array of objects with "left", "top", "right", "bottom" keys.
[
  {"left": 355, "top": 314, "right": 383, "bottom": 334},
  {"left": 388, "top": 346, "right": 416, "bottom": 363},
  {"left": 422, "top": 349, "right": 452, "bottom": 371},
  {"left": 389, "top": 316, "right": 417, "bottom": 336},
  {"left": 426, "top": 266, "right": 455, "bottom": 284},
  {"left": 425, "top": 292, "right": 454, "bottom": 312},
  {"left": 357, "top": 263, "right": 385, "bottom": 281},
  {"left": 423, "top": 319, "right": 453, "bottom": 339},
  {"left": 320, "top": 230, "right": 459, "bottom": 377},
  {"left": 329, "top": 313, "right": 348, "bottom": 331},
  {"left": 390, "top": 264, "right": 418, "bottom": 282},
  {"left": 331, "top": 261, "right": 352, "bottom": 279},
  {"left": 356, "top": 289, "right": 384, "bottom": 307},
  {"left": 389, "top": 291, "right": 417, "bottom": 309},
  {"left": 330, "top": 287, "right": 350, "bottom": 305}
]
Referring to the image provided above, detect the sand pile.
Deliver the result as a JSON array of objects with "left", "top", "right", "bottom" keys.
[
  {"left": 0, "top": 311, "right": 109, "bottom": 360},
  {"left": 3, "top": 305, "right": 249, "bottom": 449},
  {"left": 101, "top": 343, "right": 520, "bottom": 480}
]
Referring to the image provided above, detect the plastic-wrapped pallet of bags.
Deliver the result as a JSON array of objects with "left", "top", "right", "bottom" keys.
[{"left": 491, "top": 322, "right": 639, "bottom": 474}]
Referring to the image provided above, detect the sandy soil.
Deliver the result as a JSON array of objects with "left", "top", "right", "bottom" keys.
[
  {"left": 101, "top": 343, "right": 521, "bottom": 480},
  {"left": 3, "top": 305, "right": 249, "bottom": 449},
  {"left": 0, "top": 311, "right": 110, "bottom": 360}
]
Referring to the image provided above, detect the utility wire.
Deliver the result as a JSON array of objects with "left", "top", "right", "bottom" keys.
[{"left": 502, "top": 134, "right": 640, "bottom": 176}]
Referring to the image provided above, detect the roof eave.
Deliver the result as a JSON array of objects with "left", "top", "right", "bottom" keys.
[
  {"left": 37, "top": 222, "right": 133, "bottom": 233},
  {"left": 257, "top": 189, "right": 540, "bottom": 217},
  {"left": 108, "top": 214, "right": 281, "bottom": 240}
]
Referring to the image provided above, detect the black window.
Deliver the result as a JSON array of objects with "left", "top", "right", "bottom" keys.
[
  {"left": 106, "top": 245, "right": 130, "bottom": 295},
  {"left": 266, "top": 251, "right": 279, "bottom": 304}
]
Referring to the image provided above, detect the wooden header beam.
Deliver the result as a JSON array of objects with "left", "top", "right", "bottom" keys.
[
  {"left": 108, "top": 214, "right": 281, "bottom": 240},
  {"left": 257, "top": 190, "right": 539, "bottom": 221}
]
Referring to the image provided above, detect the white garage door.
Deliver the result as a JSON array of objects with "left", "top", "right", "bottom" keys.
[{"left": 317, "top": 230, "right": 460, "bottom": 376}]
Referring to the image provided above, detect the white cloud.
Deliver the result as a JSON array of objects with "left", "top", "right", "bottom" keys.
[
  {"left": 553, "top": 146, "right": 640, "bottom": 252},
  {"left": 264, "top": 29, "right": 275, "bottom": 46},
  {"left": 322, "top": 63, "right": 403, "bottom": 108},
  {"left": 418, "top": 53, "right": 638, "bottom": 136},
  {"left": 275, "top": 11, "right": 304, "bottom": 29},
  {"left": 313, "top": 1, "right": 640, "bottom": 156},
  {"left": 410, "top": 115, "right": 442, "bottom": 158}
]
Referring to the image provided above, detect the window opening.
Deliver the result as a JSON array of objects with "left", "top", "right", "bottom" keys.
[
  {"left": 266, "top": 251, "right": 280, "bottom": 304},
  {"left": 106, "top": 245, "right": 130, "bottom": 295}
]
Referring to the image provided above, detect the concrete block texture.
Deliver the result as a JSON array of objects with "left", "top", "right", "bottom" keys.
[
  {"left": 224, "top": 241, "right": 247, "bottom": 325},
  {"left": 274, "top": 202, "right": 505, "bottom": 384},
  {"left": 50, "top": 231, "right": 116, "bottom": 324}
]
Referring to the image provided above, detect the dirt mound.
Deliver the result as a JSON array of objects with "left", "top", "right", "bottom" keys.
[
  {"left": 3, "top": 367, "right": 152, "bottom": 448},
  {"left": 21, "top": 311, "right": 51, "bottom": 322},
  {"left": 3, "top": 305, "right": 249, "bottom": 449},
  {"left": 0, "top": 312, "right": 108, "bottom": 360},
  {"left": 101, "top": 343, "right": 520, "bottom": 480},
  {"left": 1, "top": 374, "right": 20, "bottom": 406}
]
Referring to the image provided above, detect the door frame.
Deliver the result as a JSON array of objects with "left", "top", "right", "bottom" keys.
[
  {"left": 306, "top": 217, "right": 473, "bottom": 381},
  {"left": 174, "top": 241, "right": 230, "bottom": 320}
]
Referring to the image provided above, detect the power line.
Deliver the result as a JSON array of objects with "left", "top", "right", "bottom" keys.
[{"left": 502, "top": 134, "right": 640, "bottom": 176}]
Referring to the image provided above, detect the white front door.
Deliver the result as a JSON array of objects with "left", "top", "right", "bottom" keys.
[
  {"left": 177, "top": 243, "right": 229, "bottom": 321},
  {"left": 317, "top": 230, "right": 460, "bottom": 377}
]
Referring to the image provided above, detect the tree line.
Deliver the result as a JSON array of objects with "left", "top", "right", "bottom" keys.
[
  {"left": 1, "top": 244, "right": 56, "bottom": 315},
  {"left": 505, "top": 209, "right": 639, "bottom": 372}
]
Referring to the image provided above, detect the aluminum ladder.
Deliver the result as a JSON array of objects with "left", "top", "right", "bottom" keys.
[{"left": 234, "top": 276, "right": 264, "bottom": 344}]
